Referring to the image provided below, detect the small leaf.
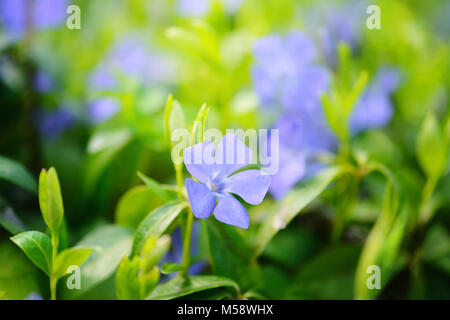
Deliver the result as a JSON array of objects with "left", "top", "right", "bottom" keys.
[
  {"left": 161, "top": 263, "right": 184, "bottom": 274},
  {"left": 140, "top": 235, "right": 171, "bottom": 273},
  {"left": 146, "top": 275, "right": 239, "bottom": 300},
  {"left": 52, "top": 247, "right": 93, "bottom": 281},
  {"left": 137, "top": 171, "right": 170, "bottom": 202},
  {"left": 60, "top": 225, "right": 133, "bottom": 299},
  {"left": 204, "top": 219, "right": 256, "bottom": 291},
  {"left": 416, "top": 112, "right": 447, "bottom": 179},
  {"left": 191, "top": 103, "right": 209, "bottom": 145},
  {"left": 164, "top": 95, "right": 186, "bottom": 148},
  {"left": 115, "top": 256, "right": 141, "bottom": 300},
  {"left": 10, "top": 231, "right": 52, "bottom": 276},
  {"left": 256, "top": 166, "right": 351, "bottom": 256},
  {"left": 131, "top": 200, "right": 187, "bottom": 257},
  {"left": 39, "top": 168, "right": 64, "bottom": 234},
  {"left": 0, "top": 155, "right": 37, "bottom": 193},
  {"left": 139, "top": 266, "right": 160, "bottom": 299},
  {"left": 115, "top": 185, "right": 165, "bottom": 229}
]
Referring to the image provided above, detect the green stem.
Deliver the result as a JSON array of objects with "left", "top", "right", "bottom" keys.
[
  {"left": 50, "top": 234, "right": 59, "bottom": 300},
  {"left": 174, "top": 163, "right": 184, "bottom": 200},
  {"left": 418, "top": 175, "right": 438, "bottom": 225},
  {"left": 180, "top": 206, "right": 194, "bottom": 278}
]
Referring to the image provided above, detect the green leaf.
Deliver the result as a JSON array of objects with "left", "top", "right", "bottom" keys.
[
  {"left": 38, "top": 167, "right": 64, "bottom": 234},
  {"left": 140, "top": 235, "right": 171, "bottom": 273},
  {"left": 191, "top": 103, "right": 209, "bottom": 145},
  {"left": 115, "top": 185, "right": 165, "bottom": 229},
  {"left": 164, "top": 95, "right": 186, "bottom": 148},
  {"left": 256, "top": 166, "right": 351, "bottom": 256},
  {"left": 131, "top": 200, "right": 187, "bottom": 257},
  {"left": 147, "top": 275, "right": 239, "bottom": 300},
  {"left": 204, "top": 219, "right": 256, "bottom": 290},
  {"left": 139, "top": 266, "right": 160, "bottom": 299},
  {"left": 0, "top": 241, "right": 40, "bottom": 299},
  {"left": 416, "top": 112, "right": 447, "bottom": 179},
  {"left": 10, "top": 231, "right": 52, "bottom": 276},
  {"left": 286, "top": 245, "right": 361, "bottom": 299},
  {"left": 52, "top": 247, "right": 93, "bottom": 281},
  {"left": 0, "top": 156, "right": 37, "bottom": 193},
  {"left": 161, "top": 263, "right": 184, "bottom": 274},
  {"left": 137, "top": 171, "right": 170, "bottom": 202},
  {"left": 115, "top": 256, "right": 141, "bottom": 300},
  {"left": 0, "top": 198, "right": 26, "bottom": 235},
  {"left": 60, "top": 225, "right": 133, "bottom": 299}
]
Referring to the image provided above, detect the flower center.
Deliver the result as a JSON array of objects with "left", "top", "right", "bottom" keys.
[{"left": 209, "top": 177, "right": 225, "bottom": 193}]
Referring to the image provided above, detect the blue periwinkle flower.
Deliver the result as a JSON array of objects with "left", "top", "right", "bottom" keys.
[
  {"left": 162, "top": 223, "right": 205, "bottom": 277},
  {"left": 252, "top": 31, "right": 329, "bottom": 112},
  {"left": 89, "top": 36, "right": 175, "bottom": 91},
  {"left": 88, "top": 97, "right": 120, "bottom": 124},
  {"left": 177, "top": 0, "right": 210, "bottom": 18},
  {"left": 307, "top": 1, "right": 366, "bottom": 68},
  {"left": 33, "top": 70, "right": 54, "bottom": 93},
  {"left": 184, "top": 133, "right": 271, "bottom": 229},
  {"left": 35, "top": 107, "right": 74, "bottom": 140},
  {"left": 0, "top": 0, "right": 68, "bottom": 39},
  {"left": 350, "top": 67, "right": 400, "bottom": 134}
]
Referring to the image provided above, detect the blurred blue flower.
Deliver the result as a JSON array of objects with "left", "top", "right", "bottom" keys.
[
  {"left": 350, "top": 67, "right": 400, "bottom": 134},
  {"left": 162, "top": 222, "right": 205, "bottom": 277},
  {"left": 307, "top": 1, "right": 366, "bottom": 68},
  {"left": 0, "top": 0, "right": 68, "bottom": 39},
  {"left": 252, "top": 31, "right": 329, "bottom": 111},
  {"left": 35, "top": 107, "right": 74, "bottom": 140},
  {"left": 89, "top": 36, "right": 176, "bottom": 91},
  {"left": 24, "top": 292, "right": 43, "bottom": 300},
  {"left": 177, "top": 0, "right": 210, "bottom": 18},
  {"left": 33, "top": 70, "right": 53, "bottom": 93},
  {"left": 252, "top": 32, "right": 336, "bottom": 199},
  {"left": 88, "top": 97, "right": 120, "bottom": 124},
  {"left": 184, "top": 133, "right": 271, "bottom": 229}
]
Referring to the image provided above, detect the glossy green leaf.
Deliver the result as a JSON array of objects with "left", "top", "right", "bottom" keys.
[
  {"left": 0, "top": 155, "right": 37, "bottom": 193},
  {"left": 164, "top": 95, "right": 186, "bottom": 147},
  {"left": 137, "top": 171, "right": 170, "bottom": 202},
  {"left": 53, "top": 247, "right": 93, "bottom": 281},
  {"left": 147, "top": 275, "right": 239, "bottom": 300},
  {"left": 191, "top": 103, "right": 209, "bottom": 145},
  {"left": 60, "top": 225, "right": 133, "bottom": 299},
  {"left": 256, "top": 166, "right": 351, "bottom": 256},
  {"left": 10, "top": 231, "right": 52, "bottom": 276},
  {"left": 416, "top": 112, "right": 447, "bottom": 179},
  {"left": 286, "top": 245, "right": 361, "bottom": 299},
  {"left": 131, "top": 200, "right": 186, "bottom": 257},
  {"left": 115, "top": 256, "right": 141, "bottom": 300},
  {"left": 204, "top": 219, "right": 256, "bottom": 290},
  {"left": 115, "top": 185, "right": 165, "bottom": 229},
  {"left": 38, "top": 167, "right": 64, "bottom": 234},
  {"left": 0, "top": 241, "right": 40, "bottom": 299},
  {"left": 161, "top": 263, "right": 184, "bottom": 274}
]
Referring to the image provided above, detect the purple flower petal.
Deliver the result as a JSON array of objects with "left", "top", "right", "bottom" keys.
[
  {"left": 186, "top": 178, "right": 216, "bottom": 219},
  {"left": 269, "top": 144, "right": 306, "bottom": 200},
  {"left": 213, "top": 193, "right": 249, "bottom": 229},
  {"left": 224, "top": 170, "right": 271, "bottom": 205},
  {"left": 214, "top": 133, "right": 253, "bottom": 179},
  {"left": 184, "top": 141, "right": 216, "bottom": 184}
]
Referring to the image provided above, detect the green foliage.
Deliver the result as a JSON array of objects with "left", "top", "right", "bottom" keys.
[
  {"left": 0, "top": 156, "right": 37, "bottom": 194},
  {"left": 147, "top": 275, "right": 240, "bottom": 300},
  {"left": 10, "top": 231, "right": 52, "bottom": 276},
  {"left": 131, "top": 201, "right": 187, "bottom": 257},
  {"left": 38, "top": 168, "right": 64, "bottom": 235}
]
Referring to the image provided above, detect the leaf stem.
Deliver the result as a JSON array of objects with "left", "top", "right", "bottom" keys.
[
  {"left": 174, "top": 163, "right": 184, "bottom": 200},
  {"left": 50, "top": 233, "right": 59, "bottom": 300},
  {"left": 180, "top": 206, "right": 194, "bottom": 278}
]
